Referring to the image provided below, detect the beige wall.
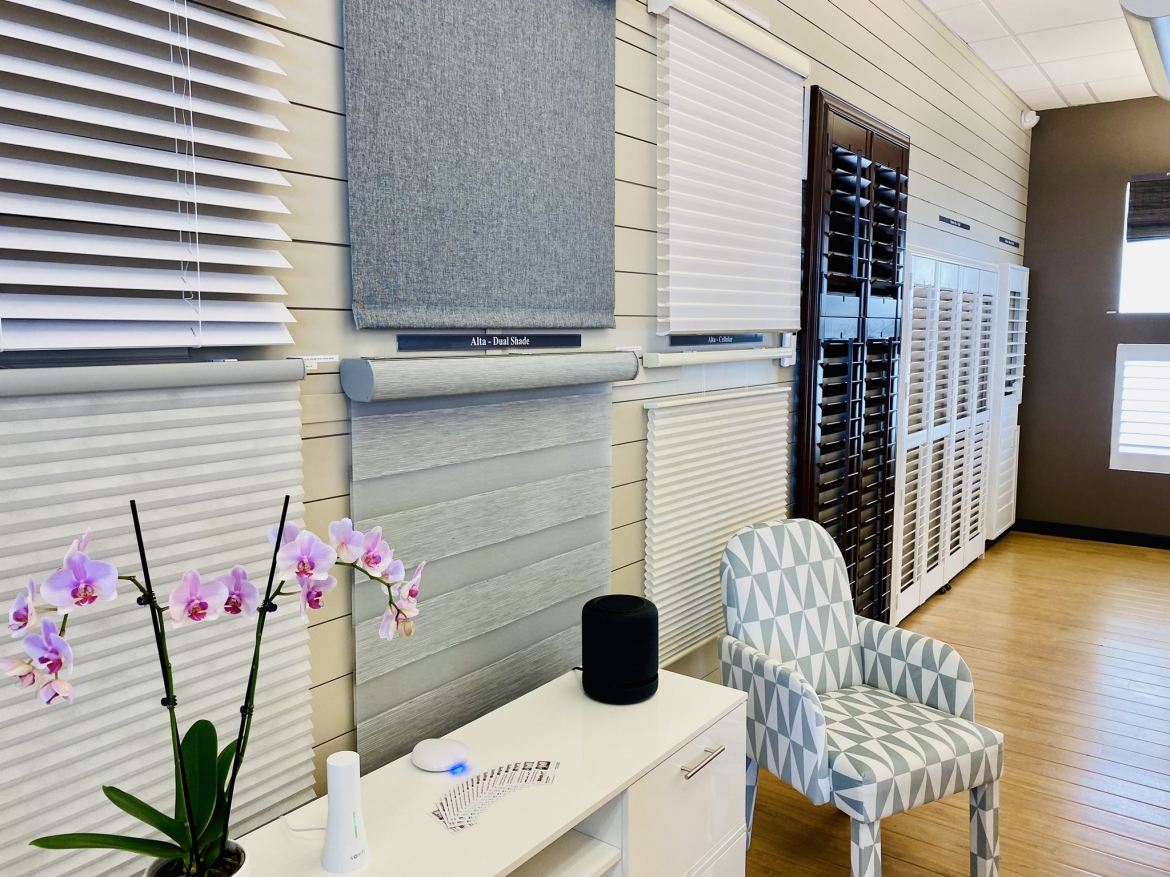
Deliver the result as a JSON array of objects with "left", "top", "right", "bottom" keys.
[{"left": 211, "top": 0, "right": 1030, "bottom": 793}]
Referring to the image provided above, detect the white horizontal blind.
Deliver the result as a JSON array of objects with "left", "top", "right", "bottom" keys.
[
  {"left": 0, "top": 364, "right": 312, "bottom": 877},
  {"left": 655, "top": 7, "right": 805, "bottom": 335},
  {"left": 644, "top": 387, "right": 791, "bottom": 665},
  {"left": 0, "top": 0, "right": 295, "bottom": 351},
  {"left": 1110, "top": 344, "right": 1170, "bottom": 475}
]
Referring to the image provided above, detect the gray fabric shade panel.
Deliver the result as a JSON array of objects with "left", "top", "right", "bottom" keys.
[
  {"left": 340, "top": 351, "right": 639, "bottom": 402},
  {"left": 1127, "top": 176, "right": 1170, "bottom": 242},
  {"left": 351, "top": 375, "right": 617, "bottom": 768},
  {"left": 343, "top": 0, "right": 616, "bottom": 329}
]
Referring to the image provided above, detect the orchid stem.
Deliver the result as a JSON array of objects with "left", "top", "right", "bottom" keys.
[
  {"left": 130, "top": 500, "right": 202, "bottom": 877},
  {"left": 219, "top": 494, "right": 290, "bottom": 862}
]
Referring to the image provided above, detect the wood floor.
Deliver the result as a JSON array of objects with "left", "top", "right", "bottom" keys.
[{"left": 745, "top": 532, "right": 1170, "bottom": 877}]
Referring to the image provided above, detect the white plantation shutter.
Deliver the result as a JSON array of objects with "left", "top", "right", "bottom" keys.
[
  {"left": 988, "top": 263, "right": 1029, "bottom": 538},
  {"left": 654, "top": 2, "right": 807, "bottom": 335},
  {"left": 0, "top": 361, "right": 312, "bottom": 877},
  {"left": 1111, "top": 344, "right": 1170, "bottom": 474},
  {"left": 644, "top": 386, "right": 792, "bottom": 664},
  {"left": 0, "top": 0, "right": 295, "bottom": 351}
]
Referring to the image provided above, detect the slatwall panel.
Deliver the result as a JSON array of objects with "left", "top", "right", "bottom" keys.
[
  {"left": 654, "top": 5, "right": 805, "bottom": 334},
  {"left": 644, "top": 386, "right": 791, "bottom": 665},
  {"left": 0, "top": 0, "right": 296, "bottom": 349},
  {"left": 0, "top": 361, "right": 311, "bottom": 877},
  {"left": 797, "top": 88, "right": 908, "bottom": 622}
]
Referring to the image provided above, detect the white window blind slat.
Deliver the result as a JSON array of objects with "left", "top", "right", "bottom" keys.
[
  {"left": 0, "top": 293, "right": 295, "bottom": 322},
  {"left": 127, "top": 0, "right": 285, "bottom": 44},
  {"left": 656, "top": 7, "right": 807, "bottom": 335},
  {"left": 0, "top": 320, "right": 294, "bottom": 350},
  {"left": 222, "top": 0, "right": 285, "bottom": 19},
  {"left": 0, "top": 228, "right": 292, "bottom": 268},
  {"left": 0, "top": 260, "right": 287, "bottom": 295}
]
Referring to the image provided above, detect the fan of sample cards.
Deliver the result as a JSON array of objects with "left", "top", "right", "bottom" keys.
[{"left": 432, "top": 760, "right": 560, "bottom": 833}]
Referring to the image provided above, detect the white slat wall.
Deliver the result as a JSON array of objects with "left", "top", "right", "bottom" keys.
[
  {"left": 0, "top": 0, "right": 298, "bottom": 349},
  {"left": 0, "top": 365, "right": 313, "bottom": 877},
  {"left": 655, "top": 6, "right": 805, "bottom": 335},
  {"left": 644, "top": 387, "right": 791, "bottom": 665}
]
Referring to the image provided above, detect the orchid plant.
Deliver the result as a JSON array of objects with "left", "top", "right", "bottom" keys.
[{"left": 3, "top": 497, "right": 422, "bottom": 877}]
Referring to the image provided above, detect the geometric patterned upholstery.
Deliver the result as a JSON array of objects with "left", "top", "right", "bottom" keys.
[
  {"left": 720, "top": 520, "right": 861, "bottom": 694},
  {"left": 719, "top": 520, "right": 1005, "bottom": 877}
]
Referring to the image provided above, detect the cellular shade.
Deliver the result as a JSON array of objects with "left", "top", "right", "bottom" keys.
[{"left": 1126, "top": 176, "right": 1170, "bottom": 242}]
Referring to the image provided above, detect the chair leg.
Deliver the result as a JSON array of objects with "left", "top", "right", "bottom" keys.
[
  {"left": 850, "top": 818, "right": 881, "bottom": 877},
  {"left": 970, "top": 781, "right": 1001, "bottom": 877},
  {"left": 745, "top": 757, "right": 760, "bottom": 849}
]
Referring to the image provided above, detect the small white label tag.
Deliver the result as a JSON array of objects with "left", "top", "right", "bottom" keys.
[{"left": 289, "top": 355, "right": 340, "bottom": 371}]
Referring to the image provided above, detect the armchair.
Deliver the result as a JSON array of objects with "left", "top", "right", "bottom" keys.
[{"left": 719, "top": 520, "right": 1003, "bottom": 877}]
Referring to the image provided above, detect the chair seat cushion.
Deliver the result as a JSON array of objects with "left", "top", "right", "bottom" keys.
[{"left": 821, "top": 685, "right": 1004, "bottom": 823}]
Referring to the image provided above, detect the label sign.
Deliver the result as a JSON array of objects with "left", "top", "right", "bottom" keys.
[
  {"left": 999, "top": 236, "right": 1020, "bottom": 249},
  {"left": 397, "top": 334, "right": 582, "bottom": 352},
  {"left": 669, "top": 333, "right": 765, "bottom": 347},
  {"left": 939, "top": 215, "right": 972, "bottom": 231}
]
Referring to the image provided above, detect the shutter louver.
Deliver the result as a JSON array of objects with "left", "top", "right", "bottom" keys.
[
  {"left": 0, "top": 0, "right": 295, "bottom": 351},
  {"left": 655, "top": 7, "right": 806, "bottom": 334},
  {"left": 1110, "top": 344, "right": 1170, "bottom": 474},
  {"left": 645, "top": 387, "right": 792, "bottom": 665}
]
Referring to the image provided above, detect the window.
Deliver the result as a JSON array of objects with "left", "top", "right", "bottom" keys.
[
  {"left": 1110, "top": 344, "right": 1170, "bottom": 474},
  {"left": 1119, "top": 177, "right": 1170, "bottom": 314}
]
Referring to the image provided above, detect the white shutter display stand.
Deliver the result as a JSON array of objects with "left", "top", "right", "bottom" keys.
[
  {"left": 892, "top": 252, "right": 1009, "bottom": 623},
  {"left": 644, "top": 386, "right": 792, "bottom": 665},
  {"left": 987, "top": 263, "right": 1030, "bottom": 539},
  {"left": 1110, "top": 344, "right": 1170, "bottom": 474},
  {"left": 652, "top": 0, "right": 809, "bottom": 335},
  {"left": 0, "top": 0, "right": 295, "bottom": 350}
]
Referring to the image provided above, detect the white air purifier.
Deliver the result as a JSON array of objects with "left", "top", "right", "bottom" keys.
[{"left": 321, "top": 751, "right": 369, "bottom": 873}]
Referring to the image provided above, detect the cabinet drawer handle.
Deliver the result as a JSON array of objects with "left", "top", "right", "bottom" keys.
[{"left": 681, "top": 744, "right": 725, "bottom": 780}]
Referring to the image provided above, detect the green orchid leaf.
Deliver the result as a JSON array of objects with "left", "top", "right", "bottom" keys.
[
  {"left": 31, "top": 834, "right": 184, "bottom": 859},
  {"left": 180, "top": 720, "right": 219, "bottom": 839},
  {"left": 217, "top": 740, "right": 237, "bottom": 796},
  {"left": 102, "top": 786, "right": 188, "bottom": 849}
]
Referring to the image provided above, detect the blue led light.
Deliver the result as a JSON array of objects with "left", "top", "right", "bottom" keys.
[{"left": 448, "top": 763, "right": 468, "bottom": 775}]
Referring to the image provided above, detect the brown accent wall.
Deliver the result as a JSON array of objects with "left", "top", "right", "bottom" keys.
[{"left": 1021, "top": 97, "right": 1170, "bottom": 536}]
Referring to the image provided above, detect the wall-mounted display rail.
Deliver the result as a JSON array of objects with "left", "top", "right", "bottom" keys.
[{"left": 796, "top": 88, "right": 910, "bottom": 622}]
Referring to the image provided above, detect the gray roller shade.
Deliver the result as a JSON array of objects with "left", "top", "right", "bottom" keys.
[
  {"left": 349, "top": 356, "right": 626, "bottom": 767},
  {"left": 0, "top": 362, "right": 311, "bottom": 877},
  {"left": 1127, "top": 176, "right": 1170, "bottom": 242}
]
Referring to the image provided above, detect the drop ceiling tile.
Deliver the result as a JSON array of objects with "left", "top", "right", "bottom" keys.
[
  {"left": 1042, "top": 50, "right": 1146, "bottom": 86},
  {"left": 921, "top": 0, "right": 977, "bottom": 11},
  {"left": 1057, "top": 82, "right": 1096, "bottom": 105},
  {"left": 1018, "top": 19, "right": 1135, "bottom": 63},
  {"left": 989, "top": 0, "right": 1123, "bottom": 34},
  {"left": 969, "top": 35, "right": 1032, "bottom": 70},
  {"left": 1015, "top": 86, "right": 1068, "bottom": 110},
  {"left": 937, "top": 3, "right": 1008, "bottom": 43},
  {"left": 996, "top": 64, "right": 1052, "bottom": 92},
  {"left": 1089, "top": 74, "right": 1157, "bottom": 102}
]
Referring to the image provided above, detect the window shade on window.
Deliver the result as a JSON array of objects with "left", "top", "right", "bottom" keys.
[
  {"left": 1111, "top": 344, "right": 1170, "bottom": 474},
  {"left": 655, "top": 6, "right": 806, "bottom": 335},
  {"left": 1126, "top": 177, "right": 1170, "bottom": 242},
  {"left": 0, "top": 0, "right": 295, "bottom": 351}
]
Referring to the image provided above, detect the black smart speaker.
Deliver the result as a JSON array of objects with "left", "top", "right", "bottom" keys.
[{"left": 581, "top": 595, "right": 658, "bottom": 705}]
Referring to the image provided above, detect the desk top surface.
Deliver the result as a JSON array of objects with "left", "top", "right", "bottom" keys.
[{"left": 242, "top": 669, "right": 744, "bottom": 877}]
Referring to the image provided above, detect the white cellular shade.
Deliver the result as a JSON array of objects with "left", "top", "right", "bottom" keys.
[
  {"left": 644, "top": 387, "right": 792, "bottom": 665},
  {"left": 0, "top": 365, "right": 312, "bottom": 877},
  {"left": 655, "top": 7, "right": 806, "bottom": 335},
  {"left": 1110, "top": 345, "right": 1170, "bottom": 474},
  {"left": 0, "top": 0, "right": 295, "bottom": 350}
]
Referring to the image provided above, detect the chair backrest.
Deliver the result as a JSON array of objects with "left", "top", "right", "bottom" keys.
[{"left": 720, "top": 519, "right": 861, "bottom": 694}]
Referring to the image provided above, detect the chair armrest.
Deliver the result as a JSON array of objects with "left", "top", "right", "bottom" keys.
[
  {"left": 718, "top": 635, "right": 831, "bottom": 806},
  {"left": 855, "top": 616, "right": 976, "bottom": 720}
]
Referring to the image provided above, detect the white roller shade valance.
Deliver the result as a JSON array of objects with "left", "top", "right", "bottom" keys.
[
  {"left": 0, "top": 0, "right": 295, "bottom": 351},
  {"left": 653, "top": 0, "right": 808, "bottom": 335}
]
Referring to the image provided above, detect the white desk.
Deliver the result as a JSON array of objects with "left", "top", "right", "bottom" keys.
[{"left": 243, "top": 670, "right": 746, "bottom": 877}]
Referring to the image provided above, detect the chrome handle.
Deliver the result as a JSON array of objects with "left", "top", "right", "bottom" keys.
[{"left": 680, "top": 744, "right": 725, "bottom": 780}]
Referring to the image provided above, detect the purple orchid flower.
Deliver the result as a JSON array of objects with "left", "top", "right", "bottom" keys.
[
  {"left": 277, "top": 531, "right": 336, "bottom": 581},
  {"left": 217, "top": 566, "right": 259, "bottom": 619},
  {"left": 8, "top": 577, "right": 37, "bottom": 637},
  {"left": 268, "top": 521, "right": 300, "bottom": 547},
  {"left": 64, "top": 528, "right": 93, "bottom": 563},
  {"left": 358, "top": 528, "right": 401, "bottom": 580},
  {"left": 23, "top": 618, "right": 73, "bottom": 676},
  {"left": 297, "top": 575, "right": 336, "bottom": 618},
  {"left": 168, "top": 570, "right": 229, "bottom": 627},
  {"left": 38, "top": 677, "right": 73, "bottom": 705},
  {"left": 0, "top": 656, "right": 41, "bottom": 690},
  {"left": 328, "top": 518, "right": 364, "bottom": 564},
  {"left": 380, "top": 563, "right": 424, "bottom": 641},
  {"left": 41, "top": 552, "right": 118, "bottom": 612}
]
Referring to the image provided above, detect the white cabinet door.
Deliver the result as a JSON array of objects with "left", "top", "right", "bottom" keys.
[
  {"left": 698, "top": 832, "right": 746, "bottom": 877},
  {"left": 625, "top": 703, "right": 746, "bottom": 877}
]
